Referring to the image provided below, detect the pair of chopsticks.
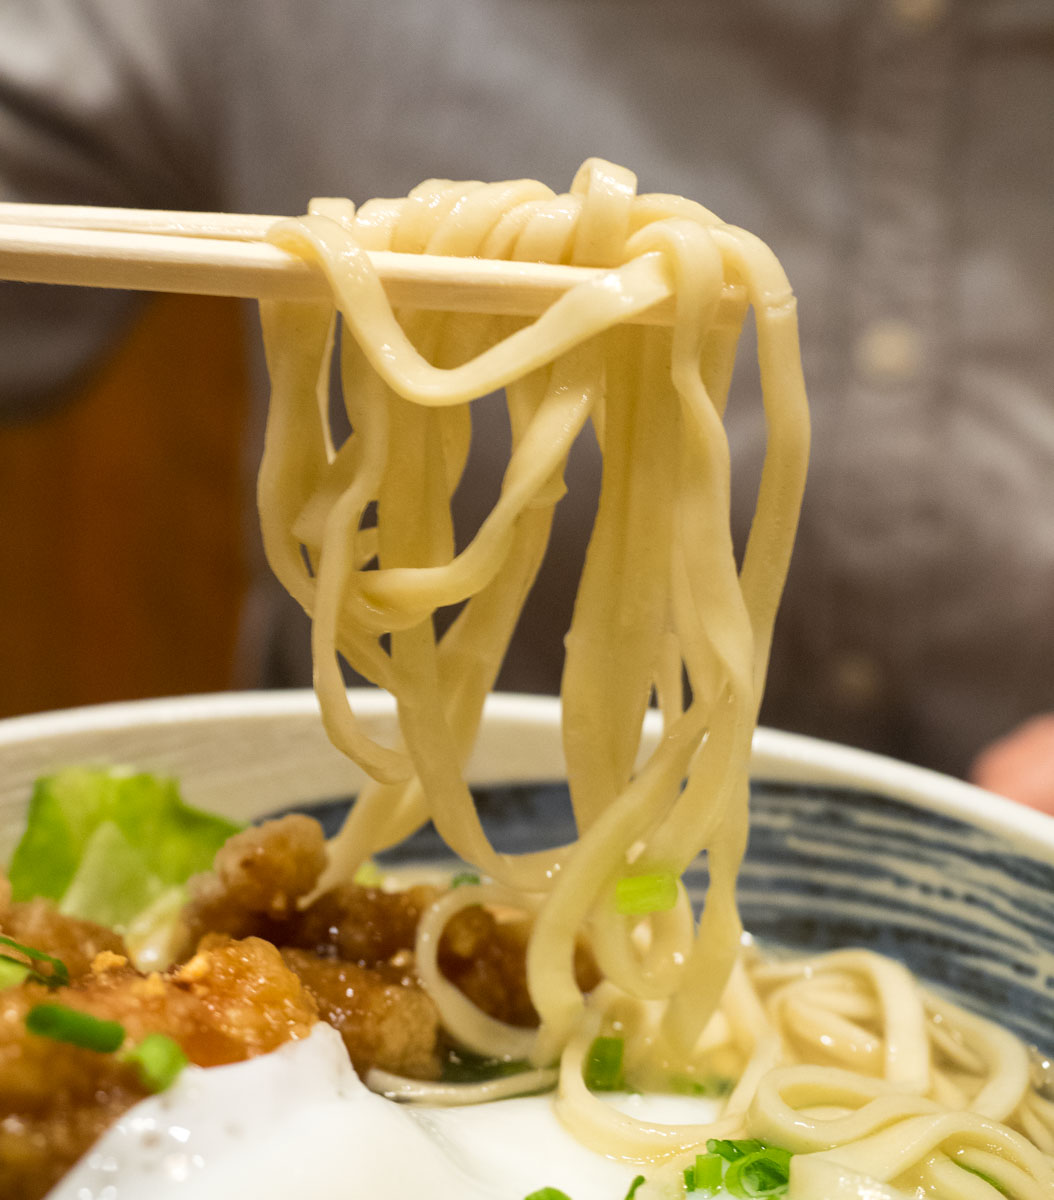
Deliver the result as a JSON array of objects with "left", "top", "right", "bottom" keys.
[{"left": 0, "top": 202, "right": 739, "bottom": 325}]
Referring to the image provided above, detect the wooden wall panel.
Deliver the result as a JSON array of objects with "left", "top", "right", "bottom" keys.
[{"left": 0, "top": 294, "right": 251, "bottom": 718}]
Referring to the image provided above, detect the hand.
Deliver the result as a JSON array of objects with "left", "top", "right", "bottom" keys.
[{"left": 970, "top": 714, "right": 1054, "bottom": 816}]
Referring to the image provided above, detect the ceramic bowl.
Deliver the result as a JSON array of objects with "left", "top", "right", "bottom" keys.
[{"left": 2, "top": 689, "right": 1052, "bottom": 1057}]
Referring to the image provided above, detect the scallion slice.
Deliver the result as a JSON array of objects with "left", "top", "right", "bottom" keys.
[
  {"left": 583, "top": 1035, "right": 624, "bottom": 1091},
  {"left": 624, "top": 1175, "right": 646, "bottom": 1200},
  {"left": 615, "top": 871, "right": 678, "bottom": 916},
  {"left": 523, "top": 1189, "right": 573, "bottom": 1200},
  {"left": 0, "top": 934, "right": 69, "bottom": 989},
  {"left": 25, "top": 1003, "right": 125, "bottom": 1052},
  {"left": 691, "top": 1153, "right": 723, "bottom": 1193},
  {"left": 687, "top": 1140, "right": 793, "bottom": 1197},
  {"left": 352, "top": 860, "right": 384, "bottom": 887},
  {"left": 706, "top": 1138, "right": 764, "bottom": 1162},
  {"left": 723, "top": 1147, "right": 792, "bottom": 1197},
  {"left": 451, "top": 871, "right": 482, "bottom": 888},
  {"left": 0, "top": 957, "right": 30, "bottom": 989},
  {"left": 122, "top": 1032, "right": 188, "bottom": 1093}
]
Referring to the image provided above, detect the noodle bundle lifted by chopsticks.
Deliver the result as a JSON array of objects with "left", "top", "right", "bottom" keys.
[
  {"left": 257, "top": 157, "right": 808, "bottom": 1061},
  {"left": 255, "top": 160, "right": 1054, "bottom": 1197}
]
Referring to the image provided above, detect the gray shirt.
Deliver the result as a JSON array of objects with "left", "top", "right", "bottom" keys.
[{"left": 1, "top": 0, "right": 1052, "bottom": 777}]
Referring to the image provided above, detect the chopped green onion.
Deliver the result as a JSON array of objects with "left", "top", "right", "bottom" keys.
[
  {"left": 523, "top": 1189, "right": 573, "bottom": 1200},
  {"left": 583, "top": 1035, "right": 624, "bottom": 1091},
  {"left": 0, "top": 957, "right": 30, "bottom": 989},
  {"left": 688, "top": 1141, "right": 793, "bottom": 1198},
  {"left": 624, "top": 1175, "right": 646, "bottom": 1200},
  {"left": 706, "top": 1138, "right": 764, "bottom": 1162},
  {"left": 687, "top": 1153, "right": 723, "bottom": 1193},
  {"left": 352, "top": 860, "right": 384, "bottom": 887},
  {"left": 122, "top": 1033, "right": 188, "bottom": 1093},
  {"left": 724, "top": 1147, "right": 792, "bottom": 1198},
  {"left": 0, "top": 934, "right": 69, "bottom": 989},
  {"left": 451, "top": 871, "right": 482, "bottom": 888},
  {"left": 26, "top": 1003, "right": 125, "bottom": 1052},
  {"left": 24, "top": 1001, "right": 186, "bottom": 1090},
  {"left": 684, "top": 1154, "right": 720, "bottom": 1194},
  {"left": 615, "top": 871, "right": 678, "bottom": 916}
]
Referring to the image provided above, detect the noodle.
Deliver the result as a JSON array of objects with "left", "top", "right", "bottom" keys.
[{"left": 257, "top": 160, "right": 1053, "bottom": 1198}]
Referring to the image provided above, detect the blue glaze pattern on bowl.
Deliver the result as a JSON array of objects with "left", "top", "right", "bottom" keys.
[{"left": 729, "top": 781, "right": 1054, "bottom": 1057}]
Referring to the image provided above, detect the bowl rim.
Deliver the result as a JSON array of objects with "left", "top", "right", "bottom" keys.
[{"left": 1, "top": 688, "right": 1052, "bottom": 860}]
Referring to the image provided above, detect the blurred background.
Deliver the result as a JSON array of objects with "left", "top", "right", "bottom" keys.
[
  {"left": 1, "top": 1, "right": 1052, "bottom": 806},
  {"left": 0, "top": 294, "right": 250, "bottom": 718}
]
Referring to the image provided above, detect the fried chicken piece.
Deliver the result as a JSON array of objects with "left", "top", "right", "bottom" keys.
[
  {"left": 437, "top": 905, "right": 601, "bottom": 1027},
  {"left": 182, "top": 813, "right": 327, "bottom": 945},
  {"left": 95, "top": 934, "right": 318, "bottom": 1066},
  {"left": 0, "top": 935, "right": 317, "bottom": 1200},
  {"left": 182, "top": 815, "right": 599, "bottom": 1031},
  {"left": 292, "top": 881, "right": 440, "bottom": 965},
  {"left": 1, "top": 892, "right": 127, "bottom": 980},
  {"left": 281, "top": 947, "right": 440, "bottom": 1079},
  {"left": 294, "top": 885, "right": 600, "bottom": 1027},
  {"left": 437, "top": 905, "right": 537, "bottom": 1026},
  {"left": 0, "top": 983, "right": 147, "bottom": 1200},
  {"left": 184, "top": 817, "right": 439, "bottom": 966}
]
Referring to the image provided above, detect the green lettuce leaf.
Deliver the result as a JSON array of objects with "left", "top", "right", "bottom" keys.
[
  {"left": 7, "top": 767, "right": 242, "bottom": 930},
  {"left": 58, "top": 821, "right": 166, "bottom": 929}
]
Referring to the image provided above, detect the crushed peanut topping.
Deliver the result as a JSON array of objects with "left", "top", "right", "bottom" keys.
[
  {"left": 91, "top": 951, "right": 129, "bottom": 974},
  {"left": 177, "top": 952, "right": 211, "bottom": 982}
]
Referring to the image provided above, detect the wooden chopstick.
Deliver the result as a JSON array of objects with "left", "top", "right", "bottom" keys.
[
  {"left": 0, "top": 202, "right": 280, "bottom": 241},
  {"left": 0, "top": 204, "right": 747, "bottom": 325}
]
